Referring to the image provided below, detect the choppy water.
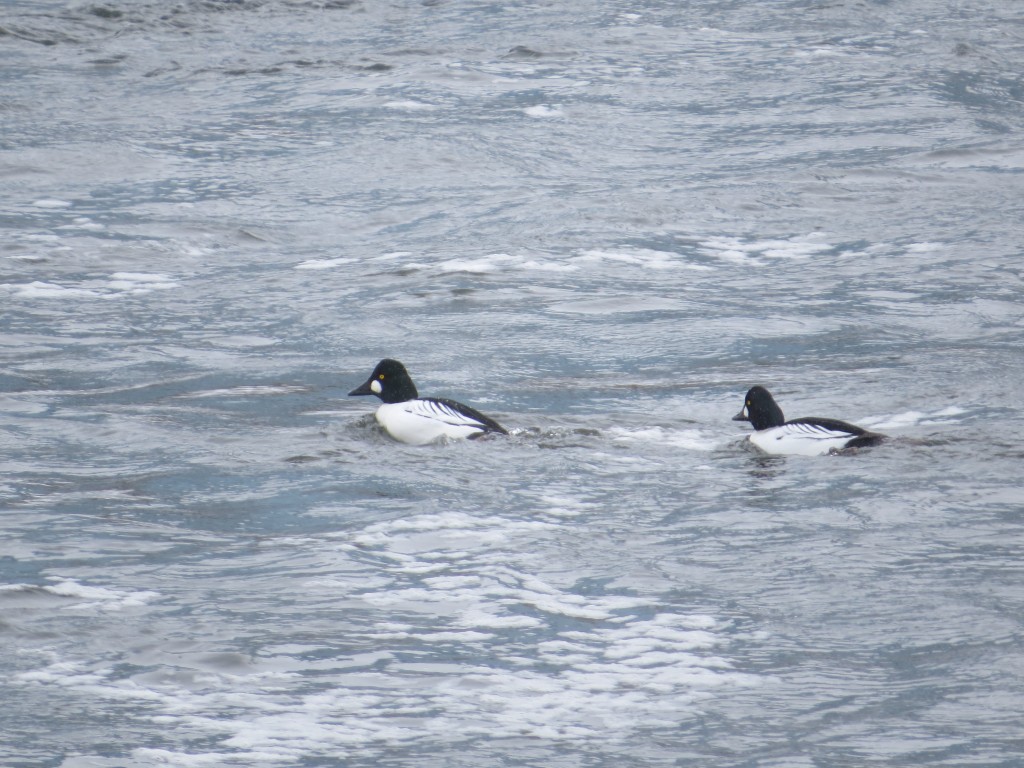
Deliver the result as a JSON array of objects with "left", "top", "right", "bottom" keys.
[{"left": 3, "top": 1, "right": 1024, "bottom": 766}]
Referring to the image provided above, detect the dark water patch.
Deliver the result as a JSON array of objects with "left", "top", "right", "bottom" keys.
[
  {"left": 88, "top": 6, "right": 124, "bottom": 20},
  {"left": 937, "top": 69, "right": 1024, "bottom": 114},
  {"left": 503, "top": 45, "right": 545, "bottom": 59}
]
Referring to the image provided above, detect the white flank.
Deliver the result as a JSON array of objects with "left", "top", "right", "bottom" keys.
[
  {"left": 375, "top": 400, "right": 491, "bottom": 445},
  {"left": 748, "top": 422, "right": 859, "bottom": 457}
]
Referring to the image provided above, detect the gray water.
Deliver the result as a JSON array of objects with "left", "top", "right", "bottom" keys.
[{"left": 3, "top": 1, "right": 1024, "bottom": 765}]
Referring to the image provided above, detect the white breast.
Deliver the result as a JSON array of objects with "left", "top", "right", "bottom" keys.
[
  {"left": 375, "top": 401, "right": 490, "bottom": 445},
  {"left": 748, "top": 422, "right": 857, "bottom": 456}
]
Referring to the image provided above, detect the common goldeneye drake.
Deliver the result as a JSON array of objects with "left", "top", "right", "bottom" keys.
[
  {"left": 349, "top": 358, "right": 508, "bottom": 445},
  {"left": 732, "top": 385, "right": 885, "bottom": 456}
]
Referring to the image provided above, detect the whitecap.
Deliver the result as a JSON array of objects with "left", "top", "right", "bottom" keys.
[
  {"left": 383, "top": 100, "right": 436, "bottom": 110},
  {"left": 43, "top": 578, "right": 160, "bottom": 612},
  {"left": 419, "top": 630, "right": 494, "bottom": 642},
  {"left": 107, "top": 272, "right": 179, "bottom": 293},
  {"left": 14, "top": 512, "right": 757, "bottom": 764},
  {"left": 10, "top": 281, "right": 100, "bottom": 299},
  {"left": 579, "top": 248, "right": 673, "bottom": 269},
  {"left": 435, "top": 253, "right": 515, "bottom": 274},
  {"left": 183, "top": 385, "right": 309, "bottom": 399},
  {"left": 536, "top": 493, "right": 596, "bottom": 518},
  {"left": 294, "top": 257, "right": 357, "bottom": 270},
  {"left": 700, "top": 233, "right": 833, "bottom": 263},
  {"left": 518, "top": 258, "right": 579, "bottom": 272},
  {"left": 110, "top": 271, "right": 176, "bottom": 283},
  {"left": 60, "top": 216, "right": 105, "bottom": 231},
  {"left": 456, "top": 608, "right": 543, "bottom": 629},
  {"left": 608, "top": 426, "right": 721, "bottom": 451},
  {"left": 906, "top": 241, "right": 945, "bottom": 252},
  {"left": 524, "top": 105, "right": 563, "bottom": 118},
  {"left": 868, "top": 405, "right": 968, "bottom": 430},
  {"left": 578, "top": 247, "right": 713, "bottom": 271},
  {"left": 7, "top": 273, "right": 180, "bottom": 299}
]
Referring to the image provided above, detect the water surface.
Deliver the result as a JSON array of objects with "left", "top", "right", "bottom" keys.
[{"left": 2, "top": 1, "right": 1024, "bottom": 765}]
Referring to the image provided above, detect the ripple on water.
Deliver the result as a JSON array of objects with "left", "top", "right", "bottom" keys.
[{"left": 10, "top": 509, "right": 759, "bottom": 764}]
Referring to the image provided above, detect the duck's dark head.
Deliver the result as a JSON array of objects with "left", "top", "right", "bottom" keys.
[
  {"left": 733, "top": 385, "right": 786, "bottom": 430},
  {"left": 349, "top": 358, "right": 418, "bottom": 403}
]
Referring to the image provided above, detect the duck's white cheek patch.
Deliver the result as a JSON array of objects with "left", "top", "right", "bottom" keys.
[{"left": 371, "top": 380, "right": 382, "bottom": 394}]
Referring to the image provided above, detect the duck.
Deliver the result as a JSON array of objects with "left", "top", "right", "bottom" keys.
[
  {"left": 732, "top": 385, "right": 885, "bottom": 456},
  {"left": 349, "top": 358, "right": 508, "bottom": 445}
]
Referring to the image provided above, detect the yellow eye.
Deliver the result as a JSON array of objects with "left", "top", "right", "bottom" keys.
[{"left": 379, "top": 374, "right": 385, "bottom": 380}]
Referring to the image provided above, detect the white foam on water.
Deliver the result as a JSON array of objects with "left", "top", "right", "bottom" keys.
[
  {"left": 59, "top": 216, "right": 105, "bottom": 231},
  {"left": 434, "top": 253, "right": 517, "bottom": 274},
  {"left": 182, "top": 385, "right": 309, "bottom": 399},
  {"left": 699, "top": 233, "right": 834, "bottom": 264},
  {"left": 19, "top": 233, "right": 63, "bottom": 243},
  {"left": 380, "top": 248, "right": 719, "bottom": 277},
  {"left": 792, "top": 47, "right": 839, "bottom": 59},
  {"left": 6, "top": 273, "right": 179, "bottom": 299},
  {"left": 535, "top": 493, "right": 597, "bottom": 518},
  {"left": 14, "top": 511, "right": 755, "bottom": 764},
  {"left": 8, "top": 281, "right": 101, "bottom": 299},
  {"left": 0, "top": 578, "right": 161, "bottom": 612},
  {"left": 0, "top": 582, "right": 35, "bottom": 594},
  {"left": 577, "top": 247, "right": 714, "bottom": 271},
  {"left": 294, "top": 257, "right": 357, "bottom": 270},
  {"left": 906, "top": 241, "right": 945, "bottom": 253},
  {"left": 524, "top": 104, "right": 564, "bottom": 118},
  {"left": 106, "top": 273, "right": 179, "bottom": 294},
  {"left": 868, "top": 405, "right": 968, "bottom": 430},
  {"left": 46, "top": 578, "right": 161, "bottom": 611},
  {"left": 0, "top": 395, "right": 50, "bottom": 414},
  {"left": 383, "top": 99, "right": 436, "bottom": 110},
  {"left": 608, "top": 426, "right": 723, "bottom": 451},
  {"left": 78, "top": 598, "right": 751, "bottom": 762},
  {"left": 32, "top": 198, "right": 73, "bottom": 208},
  {"left": 517, "top": 257, "right": 579, "bottom": 272},
  {"left": 352, "top": 509, "right": 555, "bottom": 541}
]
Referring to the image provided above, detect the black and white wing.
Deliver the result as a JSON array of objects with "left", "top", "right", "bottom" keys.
[
  {"left": 752, "top": 418, "right": 884, "bottom": 456},
  {"left": 412, "top": 398, "right": 508, "bottom": 435}
]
